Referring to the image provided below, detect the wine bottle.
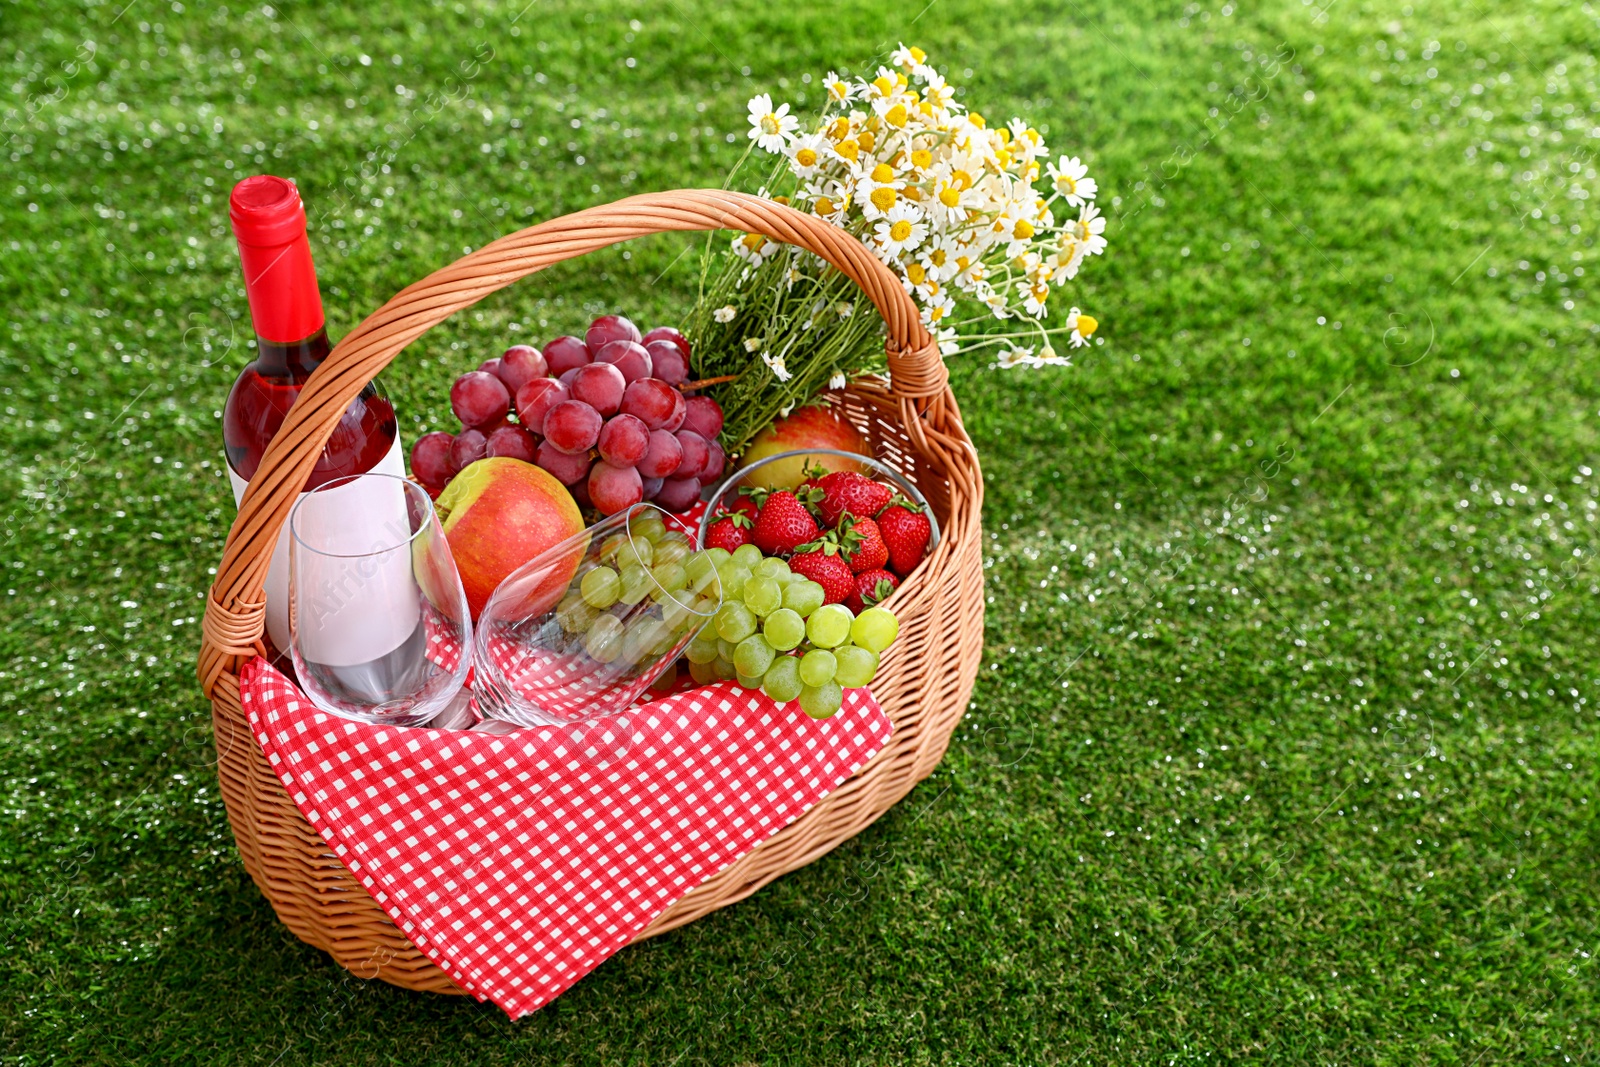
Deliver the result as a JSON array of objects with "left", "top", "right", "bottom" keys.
[{"left": 224, "top": 175, "right": 403, "bottom": 656}]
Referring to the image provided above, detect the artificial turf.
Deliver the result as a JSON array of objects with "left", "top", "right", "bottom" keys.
[{"left": 2, "top": 0, "right": 1598, "bottom": 1063}]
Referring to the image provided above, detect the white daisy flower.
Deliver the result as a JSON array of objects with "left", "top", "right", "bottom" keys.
[
  {"left": 977, "top": 283, "right": 1010, "bottom": 319},
  {"left": 747, "top": 93, "right": 798, "bottom": 153},
  {"left": 829, "top": 371, "right": 847, "bottom": 389},
  {"left": 1049, "top": 240, "right": 1085, "bottom": 284},
  {"left": 823, "top": 70, "right": 854, "bottom": 104},
  {"left": 836, "top": 301, "right": 854, "bottom": 319},
  {"left": 731, "top": 231, "right": 778, "bottom": 266},
  {"left": 1064, "top": 306, "right": 1100, "bottom": 348},
  {"left": 787, "top": 132, "right": 830, "bottom": 179},
  {"left": 873, "top": 203, "right": 928, "bottom": 258},
  {"left": 997, "top": 345, "right": 1036, "bottom": 369},
  {"left": 1047, "top": 155, "right": 1098, "bottom": 208},
  {"left": 890, "top": 43, "right": 926, "bottom": 71},
  {"left": 761, "top": 351, "right": 793, "bottom": 382},
  {"left": 919, "top": 291, "right": 955, "bottom": 328},
  {"left": 1022, "top": 280, "right": 1050, "bottom": 317},
  {"left": 713, "top": 305, "right": 737, "bottom": 323},
  {"left": 937, "top": 326, "right": 960, "bottom": 356},
  {"left": 743, "top": 336, "right": 762, "bottom": 352},
  {"left": 1000, "top": 213, "right": 1040, "bottom": 259},
  {"left": 1035, "top": 342, "right": 1072, "bottom": 367},
  {"left": 853, "top": 161, "right": 906, "bottom": 220},
  {"left": 929, "top": 174, "right": 973, "bottom": 224},
  {"left": 920, "top": 70, "right": 955, "bottom": 111},
  {"left": 1072, "top": 203, "right": 1109, "bottom": 256}
]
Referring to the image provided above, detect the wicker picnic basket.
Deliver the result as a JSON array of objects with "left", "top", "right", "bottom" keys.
[{"left": 197, "top": 190, "right": 984, "bottom": 993}]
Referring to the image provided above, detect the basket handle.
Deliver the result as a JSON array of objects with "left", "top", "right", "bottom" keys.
[{"left": 199, "top": 189, "right": 958, "bottom": 697}]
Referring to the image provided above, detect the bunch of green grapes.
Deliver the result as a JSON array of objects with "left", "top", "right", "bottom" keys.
[
  {"left": 552, "top": 513, "right": 722, "bottom": 669},
  {"left": 682, "top": 544, "right": 899, "bottom": 719}
]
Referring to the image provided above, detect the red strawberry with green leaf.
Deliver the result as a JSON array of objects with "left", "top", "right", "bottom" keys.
[
  {"left": 846, "top": 568, "right": 899, "bottom": 613},
  {"left": 814, "top": 471, "right": 895, "bottom": 529},
  {"left": 705, "top": 510, "right": 753, "bottom": 553},
  {"left": 835, "top": 512, "right": 889, "bottom": 574},
  {"left": 877, "top": 496, "right": 931, "bottom": 576},
  {"left": 749, "top": 488, "right": 821, "bottom": 556},
  {"left": 799, "top": 461, "right": 831, "bottom": 495},
  {"left": 788, "top": 543, "right": 856, "bottom": 604}
]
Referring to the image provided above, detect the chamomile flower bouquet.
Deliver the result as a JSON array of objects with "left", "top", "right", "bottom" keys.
[{"left": 683, "top": 44, "right": 1108, "bottom": 452}]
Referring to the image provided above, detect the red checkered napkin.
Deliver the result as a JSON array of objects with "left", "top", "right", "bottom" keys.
[{"left": 239, "top": 658, "right": 891, "bottom": 1018}]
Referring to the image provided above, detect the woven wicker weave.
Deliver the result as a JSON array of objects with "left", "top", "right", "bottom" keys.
[{"left": 197, "top": 190, "right": 984, "bottom": 993}]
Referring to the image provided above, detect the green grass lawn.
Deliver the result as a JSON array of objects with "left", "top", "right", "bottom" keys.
[{"left": 3, "top": 0, "right": 1598, "bottom": 1062}]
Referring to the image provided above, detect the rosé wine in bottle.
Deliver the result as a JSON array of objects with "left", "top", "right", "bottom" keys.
[{"left": 223, "top": 175, "right": 403, "bottom": 655}]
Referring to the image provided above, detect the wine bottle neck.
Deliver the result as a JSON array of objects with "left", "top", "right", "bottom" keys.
[{"left": 254, "top": 327, "right": 332, "bottom": 377}]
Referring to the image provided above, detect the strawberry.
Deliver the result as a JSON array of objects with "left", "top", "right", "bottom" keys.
[
  {"left": 814, "top": 471, "right": 895, "bottom": 528},
  {"left": 836, "top": 512, "right": 889, "bottom": 574},
  {"left": 788, "top": 545, "right": 857, "bottom": 604},
  {"left": 729, "top": 489, "right": 762, "bottom": 518},
  {"left": 749, "top": 489, "right": 821, "bottom": 556},
  {"left": 705, "top": 510, "right": 753, "bottom": 553},
  {"left": 846, "top": 568, "right": 899, "bottom": 613},
  {"left": 876, "top": 496, "right": 932, "bottom": 576},
  {"left": 799, "top": 460, "right": 831, "bottom": 495}
]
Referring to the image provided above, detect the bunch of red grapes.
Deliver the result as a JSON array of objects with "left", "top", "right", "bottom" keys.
[{"left": 409, "top": 315, "right": 726, "bottom": 515}]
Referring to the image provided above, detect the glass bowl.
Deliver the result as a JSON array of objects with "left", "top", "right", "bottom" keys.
[{"left": 698, "top": 448, "right": 941, "bottom": 552}]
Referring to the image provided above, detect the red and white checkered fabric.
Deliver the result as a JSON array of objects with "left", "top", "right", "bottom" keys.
[{"left": 239, "top": 657, "right": 891, "bottom": 1018}]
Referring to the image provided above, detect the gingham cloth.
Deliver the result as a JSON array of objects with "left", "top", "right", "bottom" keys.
[{"left": 239, "top": 657, "right": 892, "bottom": 1018}]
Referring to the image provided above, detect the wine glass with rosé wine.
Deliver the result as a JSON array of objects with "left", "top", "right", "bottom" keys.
[{"left": 288, "top": 473, "right": 472, "bottom": 727}]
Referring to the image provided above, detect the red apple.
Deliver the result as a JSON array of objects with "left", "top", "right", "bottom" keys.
[
  {"left": 435, "top": 457, "right": 586, "bottom": 619},
  {"left": 738, "top": 406, "right": 869, "bottom": 490}
]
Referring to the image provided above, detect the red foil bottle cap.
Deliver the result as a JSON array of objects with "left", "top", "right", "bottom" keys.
[{"left": 230, "top": 175, "right": 326, "bottom": 344}]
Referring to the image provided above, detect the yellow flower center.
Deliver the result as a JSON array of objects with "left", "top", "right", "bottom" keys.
[
  {"left": 741, "top": 234, "right": 765, "bottom": 251},
  {"left": 872, "top": 75, "right": 896, "bottom": 98},
  {"left": 815, "top": 195, "right": 836, "bottom": 216},
  {"left": 1013, "top": 220, "right": 1035, "bottom": 240},
  {"left": 911, "top": 149, "right": 932, "bottom": 169},
  {"left": 902, "top": 185, "right": 922, "bottom": 201},
  {"left": 997, "top": 127, "right": 1012, "bottom": 145},
  {"left": 829, "top": 80, "right": 849, "bottom": 100},
  {"left": 1031, "top": 283, "right": 1049, "bottom": 301},
  {"left": 1056, "top": 174, "right": 1076, "bottom": 193},
  {"left": 939, "top": 186, "right": 961, "bottom": 208},
  {"left": 951, "top": 169, "right": 973, "bottom": 191},
  {"left": 969, "top": 112, "right": 986, "bottom": 129},
  {"left": 889, "top": 220, "right": 914, "bottom": 242},
  {"left": 870, "top": 187, "right": 899, "bottom": 212},
  {"left": 836, "top": 139, "right": 859, "bottom": 161},
  {"left": 774, "top": 195, "right": 790, "bottom": 206},
  {"left": 956, "top": 255, "right": 971, "bottom": 270},
  {"left": 858, "top": 129, "right": 876, "bottom": 151},
  {"left": 995, "top": 148, "right": 1013, "bottom": 168},
  {"left": 871, "top": 163, "right": 895, "bottom": 183},
  {"left": 909, "top": 46, "right": 927, "bottom": 64},
  {"left": 1025, "top": 127, "right": 1041, "bottom": 144},
  {"left": 919, "top": 101, "right": 935, "bottom": 116},
  {"left": 885, "top": 103, "right": 908, "bottom": 128},
  {"left": 906, "top": 262, "right": 927, "bottom": 284},
  {"left": 930, "top": 249, "right": 947, "bottom": 267},
  {"left": 928, "top": 305, "right": 946, "bottom": 323},
  {"left": 760, "top": 114, "right": 781, "bottom": 136},
  {"left": 829, "top": 117, "right": 851, "bottom": 140},
  {"left": 795, "top": 148, "right": 818, "bottom": 167},
  {"left": 1075, "top": 314, "right": 1098, "bottom": 337}
]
